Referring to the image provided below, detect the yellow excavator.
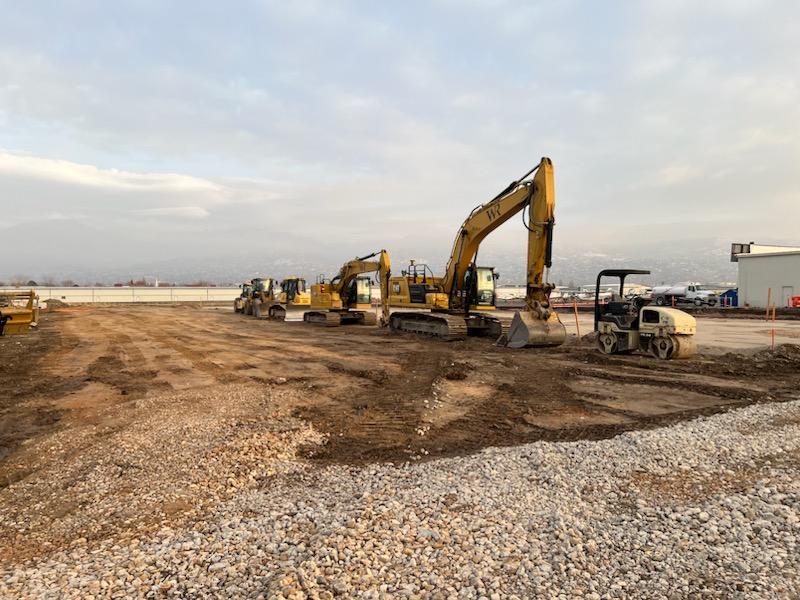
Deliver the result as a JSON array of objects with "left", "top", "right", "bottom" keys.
[
  {"left": 388, "top": 157, "right": 566, "bottom": 347},
  {"left": 0, "top": 289, "right": 39, "bottom": 336},
  {"left": 303, "top": 250, "right": 391, "bottom": 326},
  {"left": 251, "top": 276, "right": 311, "bottom": 319}
]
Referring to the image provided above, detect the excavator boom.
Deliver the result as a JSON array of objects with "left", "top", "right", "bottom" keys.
[{"left": 500, "top": 158, "right": 566, "bottom": 347}]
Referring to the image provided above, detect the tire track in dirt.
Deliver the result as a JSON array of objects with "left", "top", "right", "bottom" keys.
[{"left": 4, "top": 306, "right": 800, "bottom": 471}]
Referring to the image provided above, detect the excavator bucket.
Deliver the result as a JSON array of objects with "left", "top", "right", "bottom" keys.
[{"left": 501, "top": 311, "right": 566, "bottom": 348}]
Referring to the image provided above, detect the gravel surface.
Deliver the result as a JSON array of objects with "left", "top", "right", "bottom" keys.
[{"left": 2, "top": 388, "right": 799, "bottom": 599}]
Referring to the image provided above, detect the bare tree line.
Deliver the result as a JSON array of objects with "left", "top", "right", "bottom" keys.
[{"left": 1, "top": 276, "right": 218, "bottom": 288}]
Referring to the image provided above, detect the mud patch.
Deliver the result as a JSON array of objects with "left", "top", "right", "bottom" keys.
[
  {"left": 573, "top": 378, "right": 741, "bottom": 415},
  {"left": 523, "top": 408, "right": 634, "bottom": 430}
]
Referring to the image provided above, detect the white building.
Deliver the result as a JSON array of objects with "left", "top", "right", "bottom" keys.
[{"left": 732, "top": 243, "right": 800, "bottom": 308}]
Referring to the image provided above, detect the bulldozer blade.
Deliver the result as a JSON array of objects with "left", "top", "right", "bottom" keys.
[
  {"left": 281, "top": 304, "right": 309, "bottom": 321},
  {"left": 501, "top": 311, "right": 566, "bottom": 348}
]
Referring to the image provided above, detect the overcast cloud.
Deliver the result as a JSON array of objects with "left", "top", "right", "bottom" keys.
[{"left": 1, "top": 0, "right": 798, "bottom": 280}]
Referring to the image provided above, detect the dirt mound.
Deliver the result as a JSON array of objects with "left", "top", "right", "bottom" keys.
[
  {"left": 754, "top": 343, "right": 800, "bottom": 361},
  {"left": 43, "top": 298, "right": 69, "bottom": 308},
  {"left": 724, "top": 343, "right": 800, "bottom": 372}
]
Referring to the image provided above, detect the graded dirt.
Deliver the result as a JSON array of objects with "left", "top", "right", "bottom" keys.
[
  {"left": 3, "top": 305, "right": 799, "bottom": 469},
  {"left": 2, "top": 305, "right": 800, "bottom": 564}
]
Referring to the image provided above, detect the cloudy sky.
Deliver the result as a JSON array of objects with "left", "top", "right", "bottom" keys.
[{"left": 1, "top": 1, "right": 799, "bottom": 279}]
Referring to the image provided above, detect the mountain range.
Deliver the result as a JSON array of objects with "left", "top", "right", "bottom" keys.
[{"left": 1, "top": 219, "right": 739, "bottom": 288}]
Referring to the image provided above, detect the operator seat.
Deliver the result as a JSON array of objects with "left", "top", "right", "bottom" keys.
[{"left": 601, "top": 295, "right": 636, "bottom": 330}]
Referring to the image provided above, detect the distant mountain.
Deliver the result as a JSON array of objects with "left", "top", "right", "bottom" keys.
[
  {"left": 0, "top": 220, "right": 142, "bottom": 281},
  {"left": 478, "top": 247, "right": 738, "bottom": 288},
  {"left": 0, "top": 219, "right": 740, "bottom": 287}
]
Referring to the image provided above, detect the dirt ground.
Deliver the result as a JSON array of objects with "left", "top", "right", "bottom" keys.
[
  {"left": 2, "top": 304, "right": 800, "bottom": 565},
  {"left": 3, "top": 304, "right": 800, "bottom": 469}
]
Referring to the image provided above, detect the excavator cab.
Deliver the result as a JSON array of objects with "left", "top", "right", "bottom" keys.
[
  {"left": 354, "top": 277, "right": 372, "bottom": 306},
  {"left": 471, "top": 266, "right": 497, "bottom": 307},
  {"left": 341, "top": 277, "right": 372, "bottom": 308},
  {"left": 458, "top": 265, "right": 497, "bottom": 309}
]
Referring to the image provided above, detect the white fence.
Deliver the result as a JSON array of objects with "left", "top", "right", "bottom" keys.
[{"left": 0, "top": 287, "right": 240, "bottom": 304}]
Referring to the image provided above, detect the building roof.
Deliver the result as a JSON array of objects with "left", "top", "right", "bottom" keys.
[{"left": 733, "top": 243, "right": 800, "bottom": 260}]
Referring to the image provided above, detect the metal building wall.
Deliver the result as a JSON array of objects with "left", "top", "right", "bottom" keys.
[
  {"left": 0, "top": 287, "right": 240, "bottom": 304},
  {"left": 738, "top": 252, "right": 800, "bottom": 308}
]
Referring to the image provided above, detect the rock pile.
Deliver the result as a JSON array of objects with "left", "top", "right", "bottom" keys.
[{"left": 2, "top": 389, "right": 798, "bottom": 598}]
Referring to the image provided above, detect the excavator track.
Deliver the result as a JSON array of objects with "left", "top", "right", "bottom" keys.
[
  {"left": 360, "top": 311, "right": 378, "bottom": 326},
  {"left": 303, "top": 311, "right": 340, "bottom": 326},
  {"left": 487, "top": 313, "right": 513, "bottom": 336},
  {"left": 462, "top": 312, "right": 511, "bottom": 338},
  {"left": 304, "top": 311, "right": 378, "bottom": 327},
  {"left": 268, "top": 305, "right": 287, "bottom": 320},
  {"left": 389, "top": 312, "right": 468, "bottom": 341}
]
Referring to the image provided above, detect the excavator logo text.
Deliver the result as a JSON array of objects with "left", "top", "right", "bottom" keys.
[{"left": 485, "top": 203, "right": 502, "bottom": 223}]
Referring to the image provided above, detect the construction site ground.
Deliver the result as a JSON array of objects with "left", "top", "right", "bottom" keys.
[{"left": 1, "top": 304, "right": 800, "bottom": 564}]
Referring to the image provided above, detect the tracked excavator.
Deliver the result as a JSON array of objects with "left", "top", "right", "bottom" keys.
[
  {"left": 303, "top": 250, "right": 391, "bottom": 326},
  {"left": 388, "top": 157, "right": 566, "bottom": 347},
  {"left": 251, "top": 276, "right": 311, "bottom": 319}
]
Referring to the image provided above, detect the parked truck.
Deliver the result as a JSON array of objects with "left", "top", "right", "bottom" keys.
[{"left": 650, "top": 284, "right": 717, "bottom": 307}]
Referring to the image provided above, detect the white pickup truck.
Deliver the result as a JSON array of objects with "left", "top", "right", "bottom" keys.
[{"left": 650, "top": 284, "right": 718, "bottom": 307}]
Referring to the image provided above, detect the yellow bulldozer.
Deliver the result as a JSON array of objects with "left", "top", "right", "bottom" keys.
[
  {"left": 250, "top": 276, "right": 312, "bottom": 319},
  {"left": 0, "top": 289, "right": 40, "bottom": 336}
]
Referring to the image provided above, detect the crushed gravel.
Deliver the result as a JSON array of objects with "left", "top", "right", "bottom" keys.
[{"left": 1, "top": 384, "right": 799, "bottom": 599}]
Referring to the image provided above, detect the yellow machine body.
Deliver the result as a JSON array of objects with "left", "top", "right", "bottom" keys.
[{"left": 0, "top": 290, "right": 39, "bottom": 336}]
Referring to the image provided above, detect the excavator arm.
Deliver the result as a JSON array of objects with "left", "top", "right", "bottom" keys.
[
  {"left": 439, "top": 156, "right": 564, "bottom": 347},
  {"left": 441, "top": 158, "right": 554, "bottom": 306}
]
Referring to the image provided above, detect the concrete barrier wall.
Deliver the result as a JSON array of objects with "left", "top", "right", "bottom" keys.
[{"left": 0, "top": 287, "right": 240, "bottom": 304}]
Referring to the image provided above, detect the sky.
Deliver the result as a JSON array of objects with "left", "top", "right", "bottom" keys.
[{"left": 1, "top": 0, "right": 799, "bottom": 281}]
